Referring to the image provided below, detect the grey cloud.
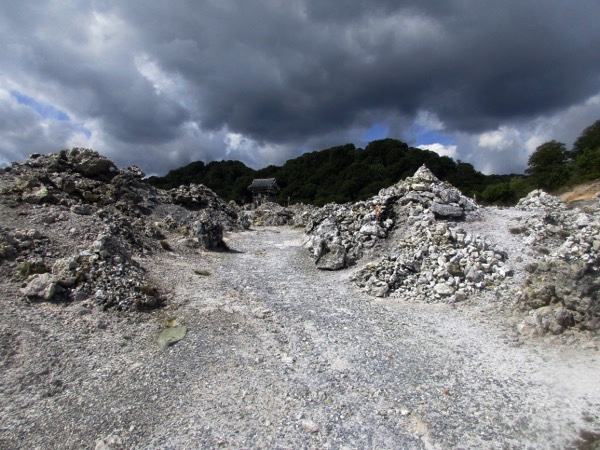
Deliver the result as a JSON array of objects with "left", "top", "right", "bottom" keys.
[
  {"left": 120, "top": 0, "right": 600, "bottom": 140},
  {"left": 0, "top": 0, "right": 599, "bottom": 175},
  {"left": 0, "top": 94, "right": 85, "bottom": 161}
]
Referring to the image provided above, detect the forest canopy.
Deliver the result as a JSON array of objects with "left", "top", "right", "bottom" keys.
[{"left": 147, "top": 119, "right": 600, "bottom": 206}]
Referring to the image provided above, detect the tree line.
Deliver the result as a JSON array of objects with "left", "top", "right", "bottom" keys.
[{"left": 146, "top": 119, "right": 600, "bottom": 206}]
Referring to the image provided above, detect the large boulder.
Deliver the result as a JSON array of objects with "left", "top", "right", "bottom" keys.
[
  {"left": 192, "top": 212, "right": 226, "bottom": 250},
  {"left": 169, "top": 183, "right": 243, "bottom": 231},
  {"left": 431, "top": 202, "right": 464, "bottom": 218},
  {"left": 307, "top": 218, "right": 346, "bottom": 270},
  {"left": 316, "top": 244, "right": 347, "bottom": 270}
]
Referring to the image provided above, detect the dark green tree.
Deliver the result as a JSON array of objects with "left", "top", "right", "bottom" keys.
[
  {"left": 480, "top": 183, "right": 514, "bottom": 205},
  {"left": 571, "top": 119, "right": 600, "bottom": 183},
  {"left": 573, "top": 119, "right": 600, "bottom": 158},
  {"left": 525, "top": 140, "right": 570, "bottom": 191}
]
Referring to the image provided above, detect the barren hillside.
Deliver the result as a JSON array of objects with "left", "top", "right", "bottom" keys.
[{"left": 1, "top": 150, "right": 599, "bottom": 449}]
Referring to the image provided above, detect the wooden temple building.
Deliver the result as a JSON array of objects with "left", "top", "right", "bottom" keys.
[{"left": 248, "top": 178, "right": 280, "bottom": 206}]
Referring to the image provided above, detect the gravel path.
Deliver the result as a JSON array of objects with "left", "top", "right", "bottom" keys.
[
  {"left": 144, "top": 227, "right": 599, "bottom": 449},
  {"left": 2, "top": 226, "right": 600, "bottom": 449}
]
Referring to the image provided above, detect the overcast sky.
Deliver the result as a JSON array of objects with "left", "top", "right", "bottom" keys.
[{"left": 1, "top": 1, "right": 600, "bottom": 175}]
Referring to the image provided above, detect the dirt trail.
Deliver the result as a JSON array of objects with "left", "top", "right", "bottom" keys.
[{"left": 2, "top": 227, "right": 600, "bottom": 449}]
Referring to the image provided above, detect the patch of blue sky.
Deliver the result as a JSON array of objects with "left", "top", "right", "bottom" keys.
[
  {"left": 11, "top": 90, "right": 70, "bottom": 121},
  {"left": 362, "top": 123, "right": 389, "bottom": 142},
  {"left": 411, "top": 124, "right": 455, "bottom": 146},
  {"left": 11, "top": 90, "right": 92, "bottom": 139}
]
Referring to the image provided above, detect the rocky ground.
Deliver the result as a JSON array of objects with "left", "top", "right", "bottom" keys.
[{"left": 1, "top": 150, "right": 600, "bottom": 449}]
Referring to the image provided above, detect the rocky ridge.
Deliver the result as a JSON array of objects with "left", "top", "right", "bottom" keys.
[
  {"left": 1, "top": 149, "right": 598, "bottom": 335},
  {"left": 243, "top": 201, "right": 317, "bottom": 228},
  {"left": 308, "top": 166, "right": 510, "bottom": 301},
  {"left": 0, "top": 149, "right": 246, "bottom": 311}
]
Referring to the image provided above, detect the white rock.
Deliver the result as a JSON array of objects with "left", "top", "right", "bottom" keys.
[
  {"left": 434, "top": 283, "right": 455, "bottom": 296},
  {"left": 21, "top": 273, "right": 57, "bottom": 300},
  {"left": 300, "top": 419, "right": 319, "bottom": 433}
]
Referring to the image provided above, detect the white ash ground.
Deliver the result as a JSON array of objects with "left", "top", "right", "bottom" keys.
[
  {"left": 2, "top": 225, "right": 600, "bottom": 449},
  {"left": 1, "top": 151, "right": 600, "bottom": 449}
]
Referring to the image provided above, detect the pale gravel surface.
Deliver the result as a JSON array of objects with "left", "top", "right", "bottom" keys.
[{"left": 2, "top": 221, "right": 600, "bottom": 449}]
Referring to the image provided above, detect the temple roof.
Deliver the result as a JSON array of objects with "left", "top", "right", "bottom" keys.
[{"left": 248, "top": 178, "right": 280, "bottom": 191}]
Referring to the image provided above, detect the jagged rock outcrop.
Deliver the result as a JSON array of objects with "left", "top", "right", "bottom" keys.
[
  {"left": 168, "top": 183, "right": 245, "bottom": 231},
  {"left": 245, "top": 202, "right": 295, "bottom": 227},
  {"left": 0, "top": 148, "right": 247, "bottom": 311}
]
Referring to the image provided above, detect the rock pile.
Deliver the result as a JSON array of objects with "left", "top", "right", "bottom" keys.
[
  {"left": 0, "top": 148, "right": 247, "bottom": 311},
  {"left": 303, "top": 167, "right": 600, "bottom": 335},
  {"left": 377, "top": 164, "right": 478, "bottom": 220},
  {"left": 244, "top": 202, "right": 317, "bottom": 228},
  {"left": 515, "top": 190, "right": 600, "bottom": 334},
  {"left": 351, "top": 217, "right": 511, "bottom": 301},
  {"left": 168, "top": 183, "right": 245, "bottom": 231},
  {"left": 305, "top": 165, "right": 478, "bottom": 271}
]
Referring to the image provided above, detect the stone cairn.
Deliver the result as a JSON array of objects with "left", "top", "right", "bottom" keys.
[
  {"left": 346, "top": 167, "right": 511, "bottom": 302},
  {"left": 305, "top": 165, "right": 484, "bottom": 279}
]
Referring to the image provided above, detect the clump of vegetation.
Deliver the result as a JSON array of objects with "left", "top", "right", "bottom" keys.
[
  {"left": 146, "top": 140, "right": 494, "bottom": 205},
  {"left": 526, "top": 119, "right": 600, "bottom": 191}
]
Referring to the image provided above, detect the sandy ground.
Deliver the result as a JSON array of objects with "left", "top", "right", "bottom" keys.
[
  {"left": 2, "top": 224, "right": 600, "bottom": 449},
  {"left": 560, "top": 180, "right": 600, "bottom": 203}
]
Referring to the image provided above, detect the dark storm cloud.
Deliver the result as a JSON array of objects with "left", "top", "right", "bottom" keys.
[
  {"left": 117, "top": 0, "right": 600, "bottom": 140},
  {"left": 1, "top": 0, "right": 599, "bottom": 174}
]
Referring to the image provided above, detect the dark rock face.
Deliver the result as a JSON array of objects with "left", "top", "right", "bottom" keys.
[
  {"left": 169, "top": 183, "right": 245, "bottom": 232},
  {"left": 192, "top": 212, "right": 226, "bottom": 250},
  {"left": 431, "top": 202, "right": 464, "bottom": 218},
  {"left": 518, "top": 259, "right": 600, "bottom": 334}
]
